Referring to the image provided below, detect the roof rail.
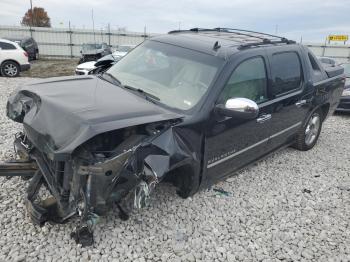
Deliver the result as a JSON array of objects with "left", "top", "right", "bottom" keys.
[{"left": 168, "top": 28, "right": 296, "bottom": 48}]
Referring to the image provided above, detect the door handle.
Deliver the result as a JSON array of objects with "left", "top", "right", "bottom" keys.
[
  {"left": 256, "top": 114, "right": 272, "bottom": 123},
  {"left": 295, "top": 100, "right": 307, "bottom": 107}
]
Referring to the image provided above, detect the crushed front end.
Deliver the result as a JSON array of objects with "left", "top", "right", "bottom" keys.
[
  {"left": 6, "top": 122, "right": 182, "bottom": 246},
  {"left": 2, "top": 78, "right": 200, "bottom": 246}
]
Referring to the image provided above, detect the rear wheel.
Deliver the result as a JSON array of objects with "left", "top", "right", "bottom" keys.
[
  {"left": 34, "top": 51, "right": 39, "bottom": 60},
  {"left": 1, "top": 61, "right": 20, "bottom": 77},
  {"left": 293, "top": 110, "right": 322, "bottom": 151}
]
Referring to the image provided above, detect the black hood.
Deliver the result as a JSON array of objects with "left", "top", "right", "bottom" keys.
[{"left": 7, "top": 76, "right": 182, "bottom": 158}]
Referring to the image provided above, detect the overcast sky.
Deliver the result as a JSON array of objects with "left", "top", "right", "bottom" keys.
[{"left": 1, "top": 0, "right": 350, "bottom": 42}]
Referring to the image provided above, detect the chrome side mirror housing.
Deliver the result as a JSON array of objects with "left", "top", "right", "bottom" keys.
[{"left": 215, "top": 98, "right": 259, "bottom": 119}]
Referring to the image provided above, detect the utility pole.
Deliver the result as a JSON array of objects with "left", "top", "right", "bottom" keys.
[
  {"left": 69, "top": 21, "right": 73, "bottom": 58},
  {"left": 107, "top": 23, "right": 111, "bottom": 47},
  {"left": 92, "top": 9, "right": 96, "bottom": 45},
  {"left": 29, "top": 0, "right": 33, "bottom": 37}
]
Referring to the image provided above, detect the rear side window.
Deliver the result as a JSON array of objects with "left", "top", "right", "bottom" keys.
[
  {"left": 308, "top": 53, "right": 321, "bottom": 71},
  {"left": 271, "top": 52, "right": 302, "bottom": 95},
  {"left": 218, "top": 56, "right": 268, "bottom": 104},
  {"left": 307, "top": 52, "right": 324, "bottom": 81},
  {"left": 0, "top": 42, "right": 16, "bottom": 50}
]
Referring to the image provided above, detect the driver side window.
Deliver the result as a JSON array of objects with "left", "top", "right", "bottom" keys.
[{"left": 218, "top": 56, "right": 268, "bottom": 104}]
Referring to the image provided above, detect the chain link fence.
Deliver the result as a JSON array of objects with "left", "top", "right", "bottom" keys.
[
  {"left": 306, "top": 43, "right": 350, "bottom": 63},
  {"left": 0, "top": 25, "right": 151, "bottom": 58},
  {"left": 1, "top": 25, "right": 349, "bottom": 63}
]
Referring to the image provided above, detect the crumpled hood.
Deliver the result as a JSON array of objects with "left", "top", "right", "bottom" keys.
[{"left": 7, "top": 75, "right": 182, "bottom": 158}]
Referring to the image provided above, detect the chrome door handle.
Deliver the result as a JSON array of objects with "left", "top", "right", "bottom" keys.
[
  {"left": 295, "top": 100, "right": 307, "bottom": 107},
  {"left": 257, "top": 114, "right": 271, "bottom": 123}
]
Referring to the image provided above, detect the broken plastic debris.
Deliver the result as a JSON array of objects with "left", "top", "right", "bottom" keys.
[{"left": 212, "top": 188, "right": 231, "bottom": 197}]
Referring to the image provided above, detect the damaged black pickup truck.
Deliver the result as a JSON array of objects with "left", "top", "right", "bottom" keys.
[{"left": 1, "top": 28, "right": 345, "bottom": 246}]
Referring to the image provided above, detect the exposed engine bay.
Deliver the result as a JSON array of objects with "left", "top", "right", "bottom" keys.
[
  {"left": 2, "top": 76, "right": 203, "bottom": 246},
  {"left": 3, "top": 117, "right": 198, "bottom": 246}
]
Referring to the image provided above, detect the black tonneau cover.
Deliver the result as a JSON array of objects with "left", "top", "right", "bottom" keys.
[{"left": 324, "top": 65, "right": 344, "bottom": 78}]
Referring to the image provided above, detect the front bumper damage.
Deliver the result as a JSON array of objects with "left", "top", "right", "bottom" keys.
[
  {"left": 1, "top": 122, "right": 198, "bottom": 246},
  {"left": 3, "top": 79, "right": 201, "bottom": 246},
  {"left": 4, "top": 133, "right": 158, "bottom": 246}
]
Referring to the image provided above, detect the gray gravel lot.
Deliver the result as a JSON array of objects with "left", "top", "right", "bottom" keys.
[{"left": 0, "top": 77, "right": 349, "bottom": 262}]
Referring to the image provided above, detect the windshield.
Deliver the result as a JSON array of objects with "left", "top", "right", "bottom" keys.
[
  {"left": 82, "top": 44, "right": 102, "bottom": 51},
  {"left": 117, "top": 46, "right": 134, "bottom": 52},
  {"left": 341, "top": 63, "right": 350, "bottom": 77},
  {"left": 107, "top": 41, "right": 222, "bottom": 110}
]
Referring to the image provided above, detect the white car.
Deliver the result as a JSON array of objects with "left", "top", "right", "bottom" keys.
[
  {"left": 75, "top": 61, "right": 96, "bottom": 75},
  {"left": 112, "top": 44, "right": 136, "bottom": 59},
  {"left": 75, "top": 45, "right": 136, "bottom": 75},
  {"left": 0, "top": 38, "right": 30, "bottom": 77}
]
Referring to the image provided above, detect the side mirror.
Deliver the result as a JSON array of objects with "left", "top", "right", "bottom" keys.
[
  {"left": 215, "top": 98, "right": 259, "bottom": 119},
  {"left": 80, "top": 50, "right": 82, "bottom": 53}
]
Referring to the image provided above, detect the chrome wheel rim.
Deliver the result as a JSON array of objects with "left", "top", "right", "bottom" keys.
[
  {"left": 305, "top": 114, "right": 320, "bottom": 146},
  {"left": 4, "top": 64, "right": 17, "bottom": 76}
]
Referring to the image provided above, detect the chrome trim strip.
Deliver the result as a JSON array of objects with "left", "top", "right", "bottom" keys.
[
  {"left": 259, "top": 90, "right": 303, "bottom": 108},
  {"left": 270, "top": 122, "right": 302, "bottom": 139},
  {"left": 207, "top": 121, "right": 302, "bottom": 169},
  {"left": 207, "top": 138, "right": 269, "bottom": 169}
]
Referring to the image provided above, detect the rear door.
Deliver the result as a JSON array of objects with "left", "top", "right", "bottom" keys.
[
  {"left": 263, "top": 45, "right": 311, "bottom": 151},
  {"left": 0, "top": 41, "right": 17, "bottom": 63},
  {"left": 0, "top": 42, "right": 4, "bottom": 63}
]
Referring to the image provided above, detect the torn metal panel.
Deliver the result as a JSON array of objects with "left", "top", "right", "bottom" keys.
[
  {"left": 7, "top": 76, "right": 182, "bottom": 159},
  {"left": 3, "top": 74, "right": 205, "bottom": 247}
]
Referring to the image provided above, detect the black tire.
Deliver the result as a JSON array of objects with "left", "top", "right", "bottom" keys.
[
  {"left": 33, "top": 50, "right": 39, "bottom": 60},
  {"left": 1, "top": 61, "right": 20, "bottom": 77},
  {"left": 293, "top": 110, "right": 323, "bottom": 151}
]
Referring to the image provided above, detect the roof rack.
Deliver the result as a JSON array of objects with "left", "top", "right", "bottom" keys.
[{"left": 168, "top": 28, "right": 296, "bottom": 49}]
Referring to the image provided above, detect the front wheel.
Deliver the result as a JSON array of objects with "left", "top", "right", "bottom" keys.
[{"left": 293, "top": 110, "right": 322, "bottom": 151}]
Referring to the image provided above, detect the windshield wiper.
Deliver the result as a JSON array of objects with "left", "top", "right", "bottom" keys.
[
  {"left": 100, "top": 72, "right": 123, "bottom": 86},
  {"left": 123, "top": 85, "right": 160, "bottom": 102},
  {"left": 100, "top": 73, "right": 160, "bottom": 102}
]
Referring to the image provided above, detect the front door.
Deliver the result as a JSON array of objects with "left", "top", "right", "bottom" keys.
[{"left": 205, "top": 54, "right": 273, "bottom": 183}]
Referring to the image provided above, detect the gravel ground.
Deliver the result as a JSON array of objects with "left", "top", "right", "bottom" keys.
[{"left": 0, "top": 77, "right": 350, "bottom": 262}]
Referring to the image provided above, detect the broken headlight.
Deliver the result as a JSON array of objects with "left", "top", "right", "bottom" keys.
[{"left": 7, "top": 91, "right": 41, "bottom": 123}]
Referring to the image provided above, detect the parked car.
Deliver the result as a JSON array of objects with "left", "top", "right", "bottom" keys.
[
  {"left": 75, "top": 51, "right": 123, "bottom": 75},
  {"left": 0, "top": 38, "right": 30, "bottom": 77},
  {"left": 336, "top": 62, "right": 350, "bottom": 112},
  {"left": 78, "top": 43, "right": 112, "bottom": 64},
  {"left": 112, "top": 44, "right": 136, "bottom": 59},
  {"left": 2, "top": 28, "right": 344, "bottom": 246},
  {"left": 4, "top": 36, "right": 39, "bottom": 61}
]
